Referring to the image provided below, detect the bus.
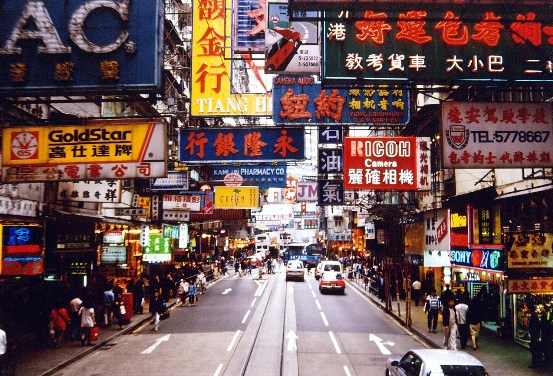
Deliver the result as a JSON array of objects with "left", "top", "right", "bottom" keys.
[{"left": 284, "top": 243, "right": 324, "bottom": 268}]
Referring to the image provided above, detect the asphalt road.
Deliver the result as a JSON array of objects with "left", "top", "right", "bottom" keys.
[{"left": 53, "top": 269, "right": 428, "bottom": 376}]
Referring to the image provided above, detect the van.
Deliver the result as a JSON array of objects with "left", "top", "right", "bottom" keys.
[{"left": 315, "top": 260, "right": 342, "bottom": 280}]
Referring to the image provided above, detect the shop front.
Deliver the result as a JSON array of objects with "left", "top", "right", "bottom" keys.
[{"left": 422, "top": 209, "right": 451, "bottom": 295}]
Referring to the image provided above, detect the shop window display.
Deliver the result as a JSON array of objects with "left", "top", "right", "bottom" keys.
[{"left": 513, "top": 294, "right": 553, "bottom": 347}]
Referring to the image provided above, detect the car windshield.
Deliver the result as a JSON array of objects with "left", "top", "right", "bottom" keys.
[
  {"left": 438, "top": 365, "right": 488, "bottom": 376},
  {"left": 287, "top": 261, "right": 303, "bottom": 268},
  {"left": 324, "top": 264, "right": 341, "bottom": 272}
]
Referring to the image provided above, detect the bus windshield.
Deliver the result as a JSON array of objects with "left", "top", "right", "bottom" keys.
[{"left": 285, "top": 244, "right": 323, "bottom": 266}]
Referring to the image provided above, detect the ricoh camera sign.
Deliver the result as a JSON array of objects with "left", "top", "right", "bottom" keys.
[{"left": 0, "top": 0, "right": 163, "bottom": 95}]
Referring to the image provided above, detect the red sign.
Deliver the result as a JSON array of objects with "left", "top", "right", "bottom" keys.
[
  {"left": 223, "top": 173, "right": 244, "bottom": 186},
  {"left": 344, "top": 137, "right": 418, "bottom": 190}
]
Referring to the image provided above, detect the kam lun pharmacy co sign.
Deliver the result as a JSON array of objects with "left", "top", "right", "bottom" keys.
[{"left": 0, "top": 0, "right": 163, "bottom": 95}]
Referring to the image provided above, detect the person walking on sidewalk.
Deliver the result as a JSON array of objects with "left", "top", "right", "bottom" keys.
[
  {"left": 79, "top": 298, "right": 96, "bottom": 346},
  {"left": 468, "top": 291, "right": 484, "bottom": 350},
  {"left": 150, "top": 289, "right": 165, "bottom": 332},
  {"left": 528, "top": 304, "right": 550, "bottom": 368},
  {"left": 412, "top": 279, "right": 422, "bottom": 306},
  {"left": 442, "top": 299, "right": 458, "bottom": 350},
  {"left": 0, "top": 324, "right": 7, "bottom": 376},
  {"left": 455, "top": 296, "right": 470, "bottom": 350},
  {"left": 440, "top": 284, "right": 455, "bottom": 307},
  {"left": 188, "top": 279, "right": 197, "bottom": 306},
  {"left": 424, "top": 289, "right": 441, "bottom": 333},
  {"left": 49, "top": 304, "right": 71, "bottom": 349},
  {"left": 68, "top": 295, "right": 83, "bottom": 340}
]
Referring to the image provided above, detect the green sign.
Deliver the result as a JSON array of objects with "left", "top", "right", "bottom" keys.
[
  {"left": 323, "top": 4, "right": 553, "bottom": 84},
  {"left": 143, "top": 235, "right": 172, "bottom": 262}
]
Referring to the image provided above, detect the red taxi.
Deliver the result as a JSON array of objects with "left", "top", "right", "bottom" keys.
[{"left": 318, "top": 271, "right": 346, "bottom": 294}]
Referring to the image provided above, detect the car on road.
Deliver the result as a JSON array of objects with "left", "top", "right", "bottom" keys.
[
  {"left": 285, "top": 259, "right": 305, "bottom": 281},
  {"left": 247, "top": 252, "right": 265, "bottom": 268},
  {"left": 385, "top": 349, "right": 488, "bottom": 376},
  {"left": 315, "top": 260, "right": 342, "bottom": 280},
  {"left": 318, "top": 271, "right": 345, "bottom": 294}
]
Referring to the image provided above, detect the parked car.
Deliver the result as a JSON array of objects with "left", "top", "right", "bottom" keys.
[
  {"left": 285, "top": 259, "right": 305, "bottom": 281},
  {"left": 386, "top": 349, "right": 488, "bottom": 376},
  {"left": 318, "top": 271, "right": 345, "bottom": 294},
  {"left": 315, "top": 260, "right": 342, "bottom": 280}
]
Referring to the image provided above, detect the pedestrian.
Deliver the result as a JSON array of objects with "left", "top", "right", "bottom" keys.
[
  {"left": 79, "top": 298, "right": 96, "bottom": 346},
  {"left": 150, "top": 289, "right": 165, "bottom": 331},
  {"left": 412, "top": 279, "right": 422, "bottom": 306},
  {"left": 468, "top": 292, "right": 484, "bottom": 350},
  {"left": 113, "top": 293, "right": 126, "bottom": 329},
  {"left": 455, "top": 296, "right": 470, "bottom": 350},
  {"left": 102, "top": 285, "right": 115, "bottom": 327},
  {"left": 176, "top": 279, "right": 189, "bottom": 306},
  {"left": 424, "top": 289, "right": 441, "bottom": 333},
  {"left": 234, "top": 260, "right": 240, "bottom": 274},
  {"left": 0, "top": 324, "right": 7, "bottom": 376},
  {"left": 197, "top": 270, "right": 206, "bottom": 294},
  {"left": 442, "top": 299, "right": 458, "bottom": 350},
  {"left": 528, "top": 304, "right": 550, "bottom": 368},
  {"left": 133, "top": 277, "right": 145, "bottom": 314},
  {"left": 188, "top": 279, "right": 197, "bottom": 306},
  {"left": 68, "top": 294, "right": 83, "bottom": 340},
  {"left": 440, "top": 284, "right": 455, "bottom": 307},
  {"left": 49, "top": 303, "right": 71, "bottom": 348}
]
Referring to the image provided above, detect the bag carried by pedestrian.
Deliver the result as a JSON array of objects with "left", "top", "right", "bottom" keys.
[
  {"left": 119, "top": 304, "right": 126, "bottom": 315},
  {"left": 90, "top": 326, "right": 100, "bottom": 342}
]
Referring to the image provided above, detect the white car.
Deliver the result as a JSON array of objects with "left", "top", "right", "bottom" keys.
[
  {"left": 315, "top": 260, "right": 342, "bottom": 280},
  {"left": 386, "top": 349, "right": 488, "bottom": 376},
  {"left": 285, "top": 259, "right": 305, "bottom": 281}
]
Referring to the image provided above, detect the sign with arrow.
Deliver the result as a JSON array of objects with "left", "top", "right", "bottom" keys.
[
  {"left": 286, "top": 330, "right": 298, "bottom": 351},
  {"left": 141, "top": 334, "right": 171, "bottom": 354},
  {"left": 369, "top": 333, "right": 395, "bottom": 355}
]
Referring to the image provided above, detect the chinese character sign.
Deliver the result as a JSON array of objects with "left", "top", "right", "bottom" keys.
[
  {"left": 318, "top": 179, "right": 343, "bottom": 205},
  {"left": 57, "top": 180, "right": 121, "bottom": 203},
  {"left": 210, "top": 164, "right": 287, "bottom": 188},
  {"left": 178, "top": 128, "right": 305, "bottom": 162},
  {"left": 508, "top": 232, "right": 553, "bottom": 269},
  {"left": 143, "top": 235, "right": 172, "bottom": 263},
  {"left": 442, "top": 102, "right": 553, "bottom": 168},
  {"left": 319, "top": 126, "right": 343, "bottom": 144},
  {"left": 0, "top": 0, "right": 163, "bottom": 95},
  {"left": 273, "top": 76, "right": 409, "bottom": 124},
  {"left": 318, "top": 148, "right": 343, "bottom": 174},
  {"left": 0, "top": 225, "right": 43, "bottom": 275},
  {"left": 323, "top": 5, "right": 553, "bottom": 83},
  {"left": 191, "top": 0, "right": 272, "bottom": 116},
  {"left": 343, "top": 136, "right": 418, "bottom": 190}
]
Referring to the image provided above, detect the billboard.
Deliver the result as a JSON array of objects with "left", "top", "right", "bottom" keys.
[
  {"left": 57, "top": 180, "right": 121, "bottom": 203},
  {"left": 343, "top": 136, "right": 420, "bottom": 190},
  {"left": 0, "top": 0, "right": 163, "bottom": 95},
  {"left": 508, "top": 232, "right": 553, "bottom": 269},
  {"left": 0, "top": 225, "right": 43, "bottom": 275},
  {"left": 178, "top": 128, "right": 305, "bottom": 163},
  {"left": 273, "top": 76, "right": 409, "bottom": 124},
  {"left": 265, "top": 3, "right": 320, "bottom": 74},
  {"left": 323, "top": 4, "right": 553, "bottom": 84},
  {"left": 210, "top": 164, "right": 287, "bottom": 188},
  {"left": 442, "top": 102, "right": 553, "bottom": 168},
  {"left": 2, "top": 119, "right": 167, "bottom": 182},
  {"left": 233, "top": 0, "right": 266, "bottom": 52},
  {"left": 143, "top": 235, "right": 172, "bottom": 263},
  {"left": 191, "top": 0, "right": 272, "bottom": 116},
  {"left": 214, "top": 186, "right": 260, "bottom": 209}
]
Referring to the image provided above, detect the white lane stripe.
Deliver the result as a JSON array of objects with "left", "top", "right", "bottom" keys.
[
  {"left": 213, "top": 364, "right": 223, "bottom": 376},
  {"left": 315, "top": 299, "right": 321, "bottom": 310},
  {"left": 308, "top": 282, "right": 313, "bottom": 290},
  {"left": 227, "top": 330, "right": 241, "bottom": 351},
  {"left": 311, "top": 290, "right": 316, "bottom": 298},
  {"left": 329, "top": 331, "right": 342, "bottom": 354},
  {"left": 251, "top": 297, "right": 257, "bottom": 307},
  {"left": 320, "top": 311, "right": 329, "bottom": 326},
  {"left": 242, "top": 310, "right": 251, "bottom": 323},
  {"left": 344, "top": 365, "right": 352, "bottom": 376}
]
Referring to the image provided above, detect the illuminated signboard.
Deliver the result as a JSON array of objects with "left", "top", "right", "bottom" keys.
[
  {"left": 100, "top": 246, "right": 127, "bottom": 264},
  {"left": 0, "top": 225, "right": 43, "bottom": 275},
  {"left": 451, "top": 246, "right": 504, "bottom": 272},
  {"left": 2, "top": 119, "right": 167, "bottom": 182},
  {"left": 214, "top": 186, "right": 260, "bottom": 209},
  {"left": 233, "top": 0, "right": 266, "bottom": 52},
  {"left": 178, "top": 128, "right": 305, "bottom": 163},
  {"left": 0, "top": 0, "right": 163, "bottom": 95},
  {"left": 442, "top": 102, "right": 553, "bottom": 168},
  {"left": 191, "top": 0, "right": 272, "bottom": 117},
  {"left": 323, "top": 4, "right": 553, "bottom": 84},
  {"left": 273, "top": 76, "right": 409, "bottom": 124},
  {"left": 143, "top": 235, "right": 172, "bottom": 263},
  {"left": 343, "top": 136, "right": 419, "bottom": 190},
  {"left": 210, "top": 164, "right": 287, "bottom": 188}
]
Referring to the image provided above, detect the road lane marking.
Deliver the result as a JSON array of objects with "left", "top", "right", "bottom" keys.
[
  {"left": 320, "top": 312, "right": 329, "bottom": 326},
  {"left": 213, "top": 364, "right": 223, "bottom": 376},
  {"left": 227, "top": 330, "right": 241, "bottom": 351},
  {"left": 315, "top": 299, "right": 321, "bottom": 310},
  {"left": 242, "top": 310, "right": 251, "bottom": 323},
  {"left": 344, "top": 365, "right": 352, "bottom": 376},
  {"left": 141, "top": 334, "right": 170, "bottom": 354},
  {"left": 328, "top": 331, "right": 342, "bottom": 354},
  {"left": 369, "top": 333, "right": 393, "bottom": 355},
  {"left": 222, "top": 288, "right": 232, "bottom": 295},
  {"left": 311, "top": 290, "right": 316, "bottom": 298},
  {"left": 286, "top": 330, "right": 298, "bottom": 351},
  {"left": 251, "top": 297, "right": 257, "bottom": 307},
  {"left": 254, "top": 280, "right": 267, "bottom": 296}
]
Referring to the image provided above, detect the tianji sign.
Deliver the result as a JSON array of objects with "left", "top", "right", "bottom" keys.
[{"left": 0, "top": 0, "right": 163, "bottom": 95}]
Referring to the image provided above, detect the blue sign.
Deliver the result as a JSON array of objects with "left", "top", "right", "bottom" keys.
[
  {"left": 178, "top": 128, "right": 305, "bottom": 163},
  {"left": 318, "top": 179, "right": 343, "bottom": 206},
  {"left": 210, "top": 164, "right": 287, "bottom": 188},
  {"left": 318, "top": 126, "right": 343, "bottom": 144},
  {"left": 273, "top": 76, "right": 410, "bottom": 125},
  {"left": 318, "top": 148, "right": 342, "bottom": 174},
  {"left": 0, "top": 1, "right": 163, "bottom": 95}
]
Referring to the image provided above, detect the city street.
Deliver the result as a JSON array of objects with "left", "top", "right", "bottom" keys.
[{"left": 53, "top": 270, "right": 425, "bottom": 376}]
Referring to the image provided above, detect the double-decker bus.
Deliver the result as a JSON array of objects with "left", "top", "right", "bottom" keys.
[{"left": 283, "top": 243, "right": 324, "bottom": 268}]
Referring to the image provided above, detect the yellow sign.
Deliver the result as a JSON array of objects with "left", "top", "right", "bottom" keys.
[
  {"left": 214, "top": 186, "right": 259, "bottom": 209},
  {"left": 191, "top": 0, "right": 272, "bottom": 117},
  {"left": 2, "top": 121, "right": 164, "bottom": 166}
]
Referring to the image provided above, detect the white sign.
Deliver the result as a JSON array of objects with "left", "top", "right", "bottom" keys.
[
  {"left": 296, "top": 182, "right": 318, "bottom": 202},
  {"left": 0, "top": 196, "right": 38, "bottom": 217},
  {"left": 442, "top": 102, "right": 553, "bottom": 168},
  {"left": 57, "top": 180, "right": 121, "bottom": 203},
  {"left": 178, "top": 224, "right": 189, "bottom": 249},
  {"left": 114, "top": 208, "right": 147, "bottom": 216},
  {"left": 424, "top": 209, "right": 450, "bottom": 253},
  {"left": 162, "top": 194, "right": 201, "bottom": 211}
]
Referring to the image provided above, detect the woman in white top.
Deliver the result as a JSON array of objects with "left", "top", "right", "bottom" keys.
[{"left": 79, "top": 299, "right": 96, "bottom": 346}]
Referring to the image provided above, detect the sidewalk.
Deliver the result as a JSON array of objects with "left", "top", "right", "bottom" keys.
[{"left": 347, "top": 275, "right": 550, "bottom": 376}]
